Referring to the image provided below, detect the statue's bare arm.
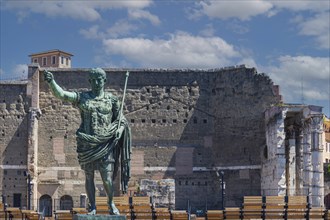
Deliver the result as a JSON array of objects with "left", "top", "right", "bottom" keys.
[{"left": 44, "top": 70, "right": 78, "bottom": 103}]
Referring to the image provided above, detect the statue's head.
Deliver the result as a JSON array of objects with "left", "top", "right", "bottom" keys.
[
  {"left": 89, "top": 68, "right": 106, "bottom": 80},
  {"left": 89, "top": 68, "right": 106, "bottom": 92}
]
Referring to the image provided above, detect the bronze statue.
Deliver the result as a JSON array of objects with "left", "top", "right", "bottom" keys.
[{"left": 44, "top": 68, "right": 131, "bottom": 215}]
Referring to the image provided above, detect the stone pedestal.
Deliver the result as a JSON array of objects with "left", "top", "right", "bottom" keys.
[{"left": 73, "top": 214, "right": 126, "bottom": 220}]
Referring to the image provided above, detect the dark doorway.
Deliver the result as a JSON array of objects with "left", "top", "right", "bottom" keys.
[
  {"left": 60, "top": 195, "right": 73, "bottom": 210},
  {"left": 39, "top": 194, "right": 52, "bottom": 217},
  {"left": 325, "top": 193, "right": 330, "bottom": 209},
  {"left": 13, "top": 193, "right": 21, "bottom": 208}
]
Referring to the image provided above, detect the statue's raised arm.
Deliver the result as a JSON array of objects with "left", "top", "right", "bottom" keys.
[{"left": 44, "top": 70, "right": 78, "bottom": 103}]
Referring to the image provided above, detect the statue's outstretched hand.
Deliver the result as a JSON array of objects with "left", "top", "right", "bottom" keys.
[{"left": 44, "top": 70, "right": 54, "bottom": 83}]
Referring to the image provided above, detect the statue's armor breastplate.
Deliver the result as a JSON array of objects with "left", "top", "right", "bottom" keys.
[{"left": 78, "top": 92, "right": 113, "bottom": 136}]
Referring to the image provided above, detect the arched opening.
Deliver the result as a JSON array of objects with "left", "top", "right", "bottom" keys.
[
  {"left": 39, "top": 194, "right": 52, "bottom": 217},
  {"left": 60, "top": 195, "right": 73, "bottom": 210},
  {"left": 325, "top": 193, "right": 330, "bottom": 209}
]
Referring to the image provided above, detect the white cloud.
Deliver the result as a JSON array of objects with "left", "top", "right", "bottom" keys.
[
  {"left": 270, "top": 1, "right": 329, "bottom": 13},
  {"left": 227, "top": 21, "right": 250, "bottom": 34},
  {"left": 102, "top": 32, "right": 241, "bottom": 68},
  {"left": 239, "top": 58, "right": 258, "bottom": 69},
  {"left": 106, "top": 20, "right": 139, "bottom": 38},
  {"left": 297, "top": 12, "right": 330, "bottom": 49},
  {"left": 193, "top": 1, "right": 329, "bottom": 50},
  {"left": 196, "top": 0, "right": 273, "bottom": 21},
  {"left": 264, "top": 55, "right": 329, "bottom": 104},
  {"left": 128, "top": 9, "right": 160, "bottom": 26},
  {"left": 80, "top": 25, "right": 104, "bottom": 40},
  {"left": 277, "top": 56, "right": 329, "bottom": 80},
  {"left": 304, "top": 90, "right": 327, "bottom": 101},
  {"left": 0, "top": 64, "right": 28, "bottom": 80},
  {"left": 12, "top": 64, "right": 28, "bottom": 80},
  {"left": 4, "top": 0, "right": 153, "bottom": 21},
  {"left": 194, "top": 0, "right": 329, "bottom": 21},
  {"left": 199, "top": 24, "right": 215, "bottom": 37},
  {"left": 80, "top": 20, "right": 138, "bottom": 40}
]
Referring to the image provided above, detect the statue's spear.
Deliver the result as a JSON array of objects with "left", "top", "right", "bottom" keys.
[
  {"left": 117, "top": 71, "right": 130, "bottom": 194},
  {"left": 117, "top": 71, "right": 129, "bottom": 131}
]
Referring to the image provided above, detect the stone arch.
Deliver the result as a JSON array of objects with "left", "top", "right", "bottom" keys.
[
  {"left": 325, "top": 193, "right": 330, "bottom": 209},
  {"left": 39, "top": 194, "right": 52, "bottom": 217},
  {"left": 60, "top": 195, "right": 73, "bottom": 210}
]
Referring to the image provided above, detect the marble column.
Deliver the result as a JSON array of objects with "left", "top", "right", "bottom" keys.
[
  {"left": 287, "top": 128, "right": 296, "bottom": 195},
  {"left": 310, "top": 115, "right": 324, "bottom": 207},
  {"left": 295, "top": 127, "right": 304, "bottom": 195},
  {"left": 277, "top": 109, "right": 287, "bottom": 196},
  {"left": 27, "top": 65, "right": 41, "bottom": 210},
  {"left": 302, "top": 121, "right": 312, "bottom": 197}
]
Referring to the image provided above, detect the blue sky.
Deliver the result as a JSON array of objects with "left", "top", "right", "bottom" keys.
[{"left": 0, "top": 0, "right": 329, "bottom": 115}]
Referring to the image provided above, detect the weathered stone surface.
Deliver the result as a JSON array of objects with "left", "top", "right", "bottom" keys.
[
  {"left": 1, "top": 66, "right": 283, "bottom": 210},
  {"left": 262, "top": 105, "right": 324, "bottom": 206},
  {"left": 139, "top": 179, "right": 175, "bottom": 208},
  {"left": 0, "top": 81, "right": 29, "bottom": 207}
]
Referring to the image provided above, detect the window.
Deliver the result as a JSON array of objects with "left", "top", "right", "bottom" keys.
[
  {"left": 42, "top": 57, "right": 47, "bottom": 66},
  {"left": 61, "top": 56, "right": 64, "bottom": 64},
  {"left": 52, "top": 56, "right": 56, "bottom": 65},
  {"left": 66, "top": 57, "right": 69, "bottom": 65}
]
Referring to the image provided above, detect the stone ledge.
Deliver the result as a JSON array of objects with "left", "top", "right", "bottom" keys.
[{"left": 73, "top": 214, "right": 126, "bottom": 220}]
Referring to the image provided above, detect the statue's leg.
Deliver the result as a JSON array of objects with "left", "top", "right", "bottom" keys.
[
  {"left": 99, "top": 168, "right": 120, "bottom": 215},
  {"left": 85, "top": 169, "right": 96, "bottom": 214}
]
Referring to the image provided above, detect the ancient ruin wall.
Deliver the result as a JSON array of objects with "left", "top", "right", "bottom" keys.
[
  {"left": 0, "top": 82, "right": 29, "bottom": 208},
  {"left": 36, "top": 66, "right": 281, "bottom": 209}
]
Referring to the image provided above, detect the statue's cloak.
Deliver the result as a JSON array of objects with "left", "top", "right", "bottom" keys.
[{"left": 76, "top": 112, "right": 131, "bottom": 194}]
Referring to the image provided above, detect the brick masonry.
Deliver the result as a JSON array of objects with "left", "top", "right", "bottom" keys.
[
  {"left": 1, "top": 66, "right": 286, "bottom": 210},
  {"left": 0, "top": 82, "right": 29, "bottom": 207}
]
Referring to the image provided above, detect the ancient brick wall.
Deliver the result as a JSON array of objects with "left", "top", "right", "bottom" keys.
[
  {"left": 0, "top": 82, "right": 29, "bottom": 208},
  {"left": 36, "top": 66, "right": 281, "bottom": 209}
]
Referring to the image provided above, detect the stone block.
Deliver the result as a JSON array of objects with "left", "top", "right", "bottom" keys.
[{"left": 73, "top": 215, "right": 126, "bottom": 220}]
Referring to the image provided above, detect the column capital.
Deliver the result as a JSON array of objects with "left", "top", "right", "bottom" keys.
[{"left": 310, "top": 114, "right": 323, "bottom": 132}]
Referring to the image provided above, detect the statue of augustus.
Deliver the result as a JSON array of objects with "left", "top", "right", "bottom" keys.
[{"left": 44, "top": 68, "right": 131, "bottom": 215}]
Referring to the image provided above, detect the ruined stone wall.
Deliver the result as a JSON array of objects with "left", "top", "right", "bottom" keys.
[
  {"left": 0, "top": 82, "right": 29, "bottom": 208},
  {"left": 36, "top": 66, "right": 281, "bottom": 210},
  {"left": 262, "top": 108, "right": 287, "bottom": 195},
  {"left": 263, "top": 105, "right": 325, "bottom": 207}
]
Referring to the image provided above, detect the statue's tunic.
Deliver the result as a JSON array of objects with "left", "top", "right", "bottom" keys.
[{"left": 74, "top": 91, "right": 131, "bottom": 193}]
